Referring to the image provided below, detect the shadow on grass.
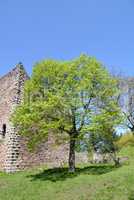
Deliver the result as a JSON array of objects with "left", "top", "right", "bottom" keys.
[{"left": 27, "top": 164, "right": 120, "bottom": 182}]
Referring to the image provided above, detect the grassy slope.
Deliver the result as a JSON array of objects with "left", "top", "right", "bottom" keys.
[{"left": 0, "top": 147, "right": 134, "bottom": 200}]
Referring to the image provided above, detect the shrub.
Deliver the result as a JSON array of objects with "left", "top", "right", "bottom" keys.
[{"left": 116, "top": 132, "right": 134, "bottom": 149}]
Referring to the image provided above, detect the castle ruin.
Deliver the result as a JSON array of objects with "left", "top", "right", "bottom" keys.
[{"left": 0, "top": 64, "right": 69, "bottom": 172}]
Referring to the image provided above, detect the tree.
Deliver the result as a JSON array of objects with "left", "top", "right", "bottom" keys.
[
  {"left": 88, "top": 110, "right": 122, "bottom": 165},
  {"left": 12, "top": 55, "right": 120, "bottom": 172},
  {"left": 119, "top": 77, "right": 134, "bottom": 133}
]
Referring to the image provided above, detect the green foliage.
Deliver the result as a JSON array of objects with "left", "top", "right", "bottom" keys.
[
  {"left": 117, "top": 132, "right": 134, "bottom": 149},
  {"left": 12, "top": 54, "right": 122, "bottom": 168},
  {"left": 87, "top": 110, "right": 122, "bottom": 154}
]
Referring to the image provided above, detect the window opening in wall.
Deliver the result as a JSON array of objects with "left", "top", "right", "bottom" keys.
[{"left": 2, "top": 124, "right": 6, "bottom": 137}]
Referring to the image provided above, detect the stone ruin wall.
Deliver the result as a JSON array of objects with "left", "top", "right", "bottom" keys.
[
  {"left": 19, "top": 136, "right": 69, "bottom": 169},
  {"left": 0, "top": 64, "right": 29, "bottom": 172},
  {"left": 0, "top": 65, "right": 69, "bottom": 172}
]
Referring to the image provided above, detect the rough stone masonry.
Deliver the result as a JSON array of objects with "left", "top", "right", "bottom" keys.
[{"left": 0, "top": 64, "right": 69, "bottom": 172}]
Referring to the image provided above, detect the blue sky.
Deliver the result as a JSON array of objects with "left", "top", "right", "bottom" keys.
[{"left": 0, "top": 0, "right": 134, "bottom": 76}]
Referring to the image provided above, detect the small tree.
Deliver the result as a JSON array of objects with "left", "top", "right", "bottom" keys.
[
  {"left": 118, "top": 77, "right": 134, "bottom": 133},
  {"left": 12, "top": 55, "right": 120, "bottom": 172},
  {"left": 88, "top": 110, "right": 122, "bottom": 165}
]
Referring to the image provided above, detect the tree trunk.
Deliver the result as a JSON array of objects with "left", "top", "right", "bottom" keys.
[
  {"left": 68, "top": 135, "right": 76, "bottom": 172},
  {"left": 111, "top": 152, "right": 120, "bottom": 166},
  {"left": 114, "top": 157, "right": 120, "bottom": 166}
]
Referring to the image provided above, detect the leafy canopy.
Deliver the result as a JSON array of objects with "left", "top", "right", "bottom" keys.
[{"left": 12, "top": 55, "right": 121, "bottom": 150}]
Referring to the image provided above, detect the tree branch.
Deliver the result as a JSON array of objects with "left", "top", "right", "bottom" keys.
[
  {"left": 78, "top": 97, "right": 92, "bottom": 132},
  {"left": 123, "top": 111, "right": 134, "bottom": 130}
]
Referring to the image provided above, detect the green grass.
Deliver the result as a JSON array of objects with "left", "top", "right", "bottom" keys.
[{"left": 0, "top": 147, "right": 134, "bottom": 200}]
